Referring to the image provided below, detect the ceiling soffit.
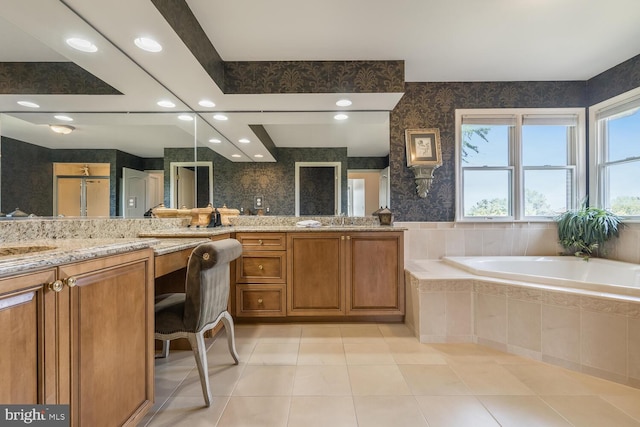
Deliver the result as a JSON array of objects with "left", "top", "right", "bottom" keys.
[
  {"left": 0, "top": 62, "right": 120, "bottom": 95},
  {"left": 150, "top": 0, "right": 405, "bottom": 95}
]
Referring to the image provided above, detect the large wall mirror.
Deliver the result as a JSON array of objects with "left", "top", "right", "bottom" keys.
[
  {"left": 0, "top": 111, "right": 390, "bottom": 218},
  {"left": 0, "top": 112, "right": 216, "bottom": 217}
]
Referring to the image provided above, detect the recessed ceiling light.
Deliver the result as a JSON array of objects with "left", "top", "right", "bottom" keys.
[
  {"left": 198, "top": 100, "right": 216, "bottom": 108},
  {"left": 254, "top": 154, "right": 264, "bottom": 158},
  {"left": 49, "top": 124, "right": 75, "bottom": 134},
  {"left": 178, "top": 114, "right": 193, "bottom": 121},
  {"left": 334, "top": 113, "right": 348, "bottom": 121},
  {"left": 134, "top": 37, "right": 162, "bottom": 52},
  {"left": 54, "top": 115, "right": 73, "bottom": 122},
  {"left": 336, "top": 99, "right": 352, "bottom": 107},
  {"left": 213, "top": 114, "right": 228, "bottom": 121},
  {"left": 239, "top": 138, "right": 250, "bottom": 143},
  {"left": 231, "top": 154, "right": 241, "bottom": 158},
  {"left": 209, "top": 138, "right": 221, "bottom": 143},
  {"left": 17, "top": 101, "right": 39, "bottom": 108},
  {"left": 66, "top": 38, "right": 98, "bottom": 53},
  {"left": 157, "top": 100, "right": 175, "bottom": 108}
]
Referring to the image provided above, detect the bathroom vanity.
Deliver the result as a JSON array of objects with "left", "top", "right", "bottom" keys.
[
  {"left": 0, "top": 239, "right": 156, "bottom": 427},
  {"left": 234, "top": 230, "right": 404, "bottom": 320},
  {"left": 0, "top": 216, "right": 404, "bottom": 426}
]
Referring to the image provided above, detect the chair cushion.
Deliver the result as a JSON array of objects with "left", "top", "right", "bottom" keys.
[{"left": 155, "top": 293, "right": 188, "bottom": 334}]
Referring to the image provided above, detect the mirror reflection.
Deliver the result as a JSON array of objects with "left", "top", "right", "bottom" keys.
[{"left": 0, "top": 112, "right": 390, "bottom": 218}]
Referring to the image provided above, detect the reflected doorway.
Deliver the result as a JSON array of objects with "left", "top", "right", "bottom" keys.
[
  {"left": 169, "top": 162, "right": 213, "bottom": 209},
  {"left": 54, "top": 163, "right": 110, "bottom": 217},
  {"left": 347, "top": 170, "right": 383, "bottom": 216}
]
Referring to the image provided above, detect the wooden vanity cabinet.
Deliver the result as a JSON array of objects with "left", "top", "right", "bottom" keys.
[
  {"left": 0, "top": 269, "right": 57, "bottom": 404},
  {"left": 286, "top": 231, "right": 404, "bottom": 319},
  {"left": 345, "top": 231, "right": 404, "bottom": 316},
  {"left": 58, "top": 249, "right": 154, "bottom": 427},
  {"left": 0, "top": 249, "right": 154, "bottom": 427},
  {"left": 235, "top": 233, "right": 287, "bottom": 317},
  {"left": 287, "top": 233, "right": 345, "bottom": 316}
]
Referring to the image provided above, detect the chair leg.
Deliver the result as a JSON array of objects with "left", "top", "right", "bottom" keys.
[
  {"left": 221, "top": 311, "right": 239, "bottom": 364},
  {"left": 160, "top": 340, "right": 170, "bottom": 358},
  {"left": 187, "top": 332, "right": 212, "bottom": 407}
]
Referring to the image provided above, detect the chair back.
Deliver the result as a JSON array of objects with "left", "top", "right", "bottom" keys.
[{"left": 183, "top": 239, "right": 242, "bottom": 332}]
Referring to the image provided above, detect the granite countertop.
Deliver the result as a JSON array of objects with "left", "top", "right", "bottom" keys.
[
  {"left": 138, "top": 224, "right": 404, "bottom": 238},
  {"left": 0, "top": 238, "right": 160, "bottom": 278},
  {"left": 151, "top": 238, "right": 211, "bottom": 256},
  {"left": 0, "top": 222, "right": 404, "bottom": 277}
]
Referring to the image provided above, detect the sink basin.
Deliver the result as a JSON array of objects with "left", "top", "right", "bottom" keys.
[{"left": 0, "top": 245, "right": 57, "bottom": 257}]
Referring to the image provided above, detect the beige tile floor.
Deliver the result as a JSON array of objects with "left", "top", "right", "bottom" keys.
[{"left": 141, "top": 323, "right": 640, "bottom": 427}]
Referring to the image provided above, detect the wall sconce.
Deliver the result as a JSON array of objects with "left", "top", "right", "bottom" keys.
[
  {"left": 405, "top": 128, "right": 443, "bottom": 198},
  {"left": 49, "top": 124, "right": 75, "bottom": 134},
  {"left": 410, "top": 164, "right": 441, "bottom": 198}
]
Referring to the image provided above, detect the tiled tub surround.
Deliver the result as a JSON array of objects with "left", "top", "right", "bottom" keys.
[
  {"left": 398, "top": 221, "right": 640, "bottom": 264},
  {"left": 405, "top": 260, "right": 640, "bottom": 389}
]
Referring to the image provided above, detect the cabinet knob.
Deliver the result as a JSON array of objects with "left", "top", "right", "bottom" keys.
[
  {"left": 341, "top": 236, "right": 345, "bottom": 240},
  {"left": 257, "top": 298, "right": 263, "bottom": 304},
  {"left": 48, "top": 280, "right": 64, "bottom": 293},
  {"left": 258, "top": 239, "right": 263, "bottom": 245},
  {"left": 65, "top": 277, "right": 78, "bottom": 288},
  {"left": 258, "top": 264, "right": 264, "bottom": 270},
  {"left": 346, "top": 236, "right": 351, "bottom": 240}
]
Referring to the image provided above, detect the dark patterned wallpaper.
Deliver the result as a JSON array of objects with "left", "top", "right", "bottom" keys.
[
  {"left": 390, "top": 81, "right": 587, "bottom": 222},
  {"left": 299, "top": 167, "right": 336, "bottom": 215},
  {"left": 0, "top": 62, "right": 120, "bottom": 94},
  {"left": 348, "top": 156, "right": 388, "bottom": 170},
  {"left": 587, "top": 53, "right": 640, "bottom": 105},
  {"left": 213, "top": 147, "right": 348, "bottom": 216},
  {"left": 1, "top": 137, "right": 53, "bottom": 216},
  {"left": 224, "top": 60, "right": 404, "bottom": 94}
]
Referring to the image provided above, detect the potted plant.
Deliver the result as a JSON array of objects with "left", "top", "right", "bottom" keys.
[{"left": 555, "top": 202, "right": 623, "bottom": 258}]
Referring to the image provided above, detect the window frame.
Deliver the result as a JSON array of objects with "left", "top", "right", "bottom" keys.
[
  {"left": 455, "top": 108, "right": 586, "bottom": 222},
  {"left": 589, "top": 87, "right": 640, "bottom": 220}
]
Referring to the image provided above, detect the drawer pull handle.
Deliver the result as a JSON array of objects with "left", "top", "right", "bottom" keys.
[
  {"left": 65, "top": 277, "right": 78, "bottom": 288},
  {"left": 257, "top": 298, "right": 263, "bottom": 304},
  {"left": 258, "top": 239, "right": 263, "bottom": 245},
  {"left": 258, "top": 264, "right": 264, "bottom": 270},
  {"left": 48, "top": 280, "right": 64, "bottom": 293}
]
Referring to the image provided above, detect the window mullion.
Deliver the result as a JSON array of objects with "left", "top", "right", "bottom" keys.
[{"left": 512, "top": 117, "right": 522, "bottom": 220}]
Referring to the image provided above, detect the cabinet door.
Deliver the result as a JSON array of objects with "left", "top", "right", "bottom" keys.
[
  {"left": 58, "top": 249, "right": 154, "bottom": 427},
  {"left": 287, "top": 233, "right": 344, "bottom": 316},
  {"left": 0, "top": 269, "right": 57, "bottom": 404},
  {"left": 346, "top": 232, "right": 404, "bottom": 316}
]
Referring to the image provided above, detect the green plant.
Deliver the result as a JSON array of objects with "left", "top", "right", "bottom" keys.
[{"left": 555, "top": 202, "right": 623, "bottom": 258}]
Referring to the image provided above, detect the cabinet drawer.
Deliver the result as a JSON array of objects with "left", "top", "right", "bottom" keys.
[
  {"left": 236, "top": 252, "right": 286, "bottom": 283},
  {"left": 236, "top": 233, "right": 286, "bottom": 251},
  {"left": 236, "top": 284, "right": 286, "bottom": 317}
]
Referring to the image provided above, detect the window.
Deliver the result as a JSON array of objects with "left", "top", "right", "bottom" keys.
[
  {"left": 591, "top": 91, "right": 640, "bottom": 217},
  {"left": 455, "top": 109, "right": 585, "bottom": 221}
]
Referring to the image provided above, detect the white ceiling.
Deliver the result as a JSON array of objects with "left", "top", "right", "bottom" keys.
[{"left": 1, "top": 0, "right": 640, "bottom": 159}]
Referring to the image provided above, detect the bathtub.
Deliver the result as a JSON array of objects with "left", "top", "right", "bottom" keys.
[
  {"left": 405, "top": 256, "right": 640, "bottom": 387},
  {"left": 442, "top": 256, "right": 640, "bottom": 298}
]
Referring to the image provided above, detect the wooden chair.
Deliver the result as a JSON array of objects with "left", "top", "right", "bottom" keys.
[{"left": 154, "top": 239, "right": 242, "bottom": 407}]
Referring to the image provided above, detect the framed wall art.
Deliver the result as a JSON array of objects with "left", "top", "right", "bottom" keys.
[{"left": 405, "top": 128, "right": 442, "bottom": 167}]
